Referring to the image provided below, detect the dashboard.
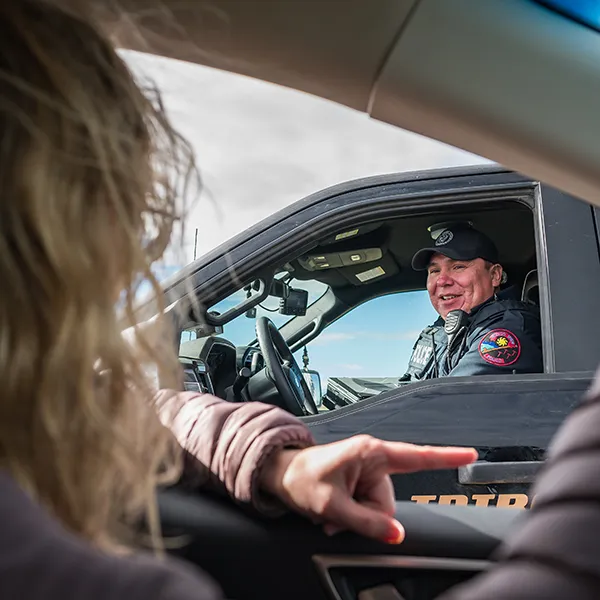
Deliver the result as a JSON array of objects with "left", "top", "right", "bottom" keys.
[
  {"left": 179, "top": 335, "right": 264, "bottom": 399},
  {"left": 181, "top": 359, "right": 214, "bottom": 395},
  {"left": 178, "top": 333, "right": 365, "bottom": 413}
]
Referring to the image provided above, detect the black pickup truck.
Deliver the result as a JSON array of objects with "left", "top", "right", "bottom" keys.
[{"left": 158, "top": 165, "right": 600, "bottom": 510}]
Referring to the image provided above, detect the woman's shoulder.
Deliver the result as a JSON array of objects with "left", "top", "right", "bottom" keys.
[{"left": 0, "top": 472, "right": 222, "bottom": 600}]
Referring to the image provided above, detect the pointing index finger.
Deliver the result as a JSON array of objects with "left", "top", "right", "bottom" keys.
[{"left": 382, "top": 442, "right": 478, "bottom": 474}]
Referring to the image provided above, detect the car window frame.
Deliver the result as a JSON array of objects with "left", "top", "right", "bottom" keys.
[{"left": 161, "top": 169, "right": 600, "bottom": 377}]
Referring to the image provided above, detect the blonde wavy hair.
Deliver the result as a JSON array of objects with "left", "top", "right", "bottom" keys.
[{"left": 0, "top": 1, "right": 197, "bottom": 549}]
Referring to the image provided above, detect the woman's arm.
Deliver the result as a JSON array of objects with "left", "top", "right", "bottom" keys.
[
  {"left": 154, "top": 389, "right": 477, "bottom": 543},
  {"left": 154, "top": 389, "right": 314, "bottom": 514}
]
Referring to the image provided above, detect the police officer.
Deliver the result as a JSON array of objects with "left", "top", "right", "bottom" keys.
[{"left": 399, "top": 223, "right": 543, "bottom": 381}]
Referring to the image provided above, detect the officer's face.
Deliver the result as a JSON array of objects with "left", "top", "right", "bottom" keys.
[{"left": 426, "top": 254, "right": 503, "bottom": 319}]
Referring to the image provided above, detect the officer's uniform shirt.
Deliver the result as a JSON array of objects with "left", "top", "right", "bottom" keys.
[
  {"left": 399, "top": 317, "right": 446, "bottom": 381},
  {"left": 400, "top": 288, "right": 543, "bottom": 381}
]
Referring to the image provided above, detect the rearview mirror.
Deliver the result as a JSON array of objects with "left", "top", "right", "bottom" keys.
[{"left": 302, "top": 370, "right": 322, "bottom": 407}]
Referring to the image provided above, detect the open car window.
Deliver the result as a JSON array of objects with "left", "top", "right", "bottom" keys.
[
  {"left": 292, "top": 289, "right": 438, "bottom": 392},
  {"left": 178, "top": 194, "right": 544, "bottom": 409}
]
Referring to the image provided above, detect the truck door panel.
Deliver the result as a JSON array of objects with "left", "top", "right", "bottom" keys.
[{"left": 304, "top": 372, "right": 593, "bottom": 504}]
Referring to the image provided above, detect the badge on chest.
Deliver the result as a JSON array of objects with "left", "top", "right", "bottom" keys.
[{"left": 411, "top": 342, "right": 433, "bottom": 366}]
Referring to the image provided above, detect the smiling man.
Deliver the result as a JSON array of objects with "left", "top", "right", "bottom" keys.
[{"left": 399, "top": 223, "right": 543, "bottom": 381}]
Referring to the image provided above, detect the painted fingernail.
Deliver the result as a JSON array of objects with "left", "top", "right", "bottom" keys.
[{"left": 383, "top": 521, "right": 405, "bottom": 545}]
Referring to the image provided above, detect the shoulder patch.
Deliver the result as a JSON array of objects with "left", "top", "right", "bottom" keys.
[{"left": 478, "top": 329, "right": 521, "bottom": 366}]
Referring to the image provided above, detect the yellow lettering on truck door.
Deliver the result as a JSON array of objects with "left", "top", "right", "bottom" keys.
[
  {"left": 472, "top": 494, "right": 495, "bottom": 507},
  {"left": 497, "top": 494, "right": 528, "bottom": 509},
  {"left": 409, "top": 494, "right": 531, "bottom": 507},
  {"left": 438, "top": 495, "right": 468, "bottom": 505},
  {"left": 411, "top": 495, "right": 437, "bottom": 504}
]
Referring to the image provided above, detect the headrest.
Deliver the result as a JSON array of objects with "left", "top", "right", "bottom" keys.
[{"left": 522, "top": 269, "right": 539, "bottom": 303}]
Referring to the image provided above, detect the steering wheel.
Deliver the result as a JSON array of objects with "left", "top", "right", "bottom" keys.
[{"left": 255, "top": 317, "right": 319, "bottom": 416}]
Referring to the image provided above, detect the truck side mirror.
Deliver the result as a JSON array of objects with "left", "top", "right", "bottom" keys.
[{"left": 302, "top": 370, "right": 323, "bottom": 407}]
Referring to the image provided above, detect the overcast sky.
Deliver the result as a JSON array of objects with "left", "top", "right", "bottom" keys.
[{"left": 121, "top": 50, "right": 489, "bottom": 267}]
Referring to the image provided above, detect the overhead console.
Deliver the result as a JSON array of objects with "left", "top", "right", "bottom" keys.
[
  {"left": 292, "top": 222, "right": 400, "bottom": 287},
  {"left": 298, "top": 247, "right": 383, "bottom": 271}
]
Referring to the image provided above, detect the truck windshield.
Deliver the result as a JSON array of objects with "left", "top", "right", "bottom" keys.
[{"left": 181, "top": 278, "right": 329, "bottom": 347}]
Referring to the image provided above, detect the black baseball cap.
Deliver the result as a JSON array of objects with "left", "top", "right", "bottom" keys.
[{"left": 411, "top": 224, "right": 499, "bottom": 271}]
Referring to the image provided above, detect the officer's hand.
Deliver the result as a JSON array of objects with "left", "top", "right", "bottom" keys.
[{"left": 259, "top": 435, "right": 478, "bottom": 544}]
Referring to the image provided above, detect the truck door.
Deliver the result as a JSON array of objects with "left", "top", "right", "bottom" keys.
[{"left": 306, "top": 371, "right": 593, "bottom": 507}]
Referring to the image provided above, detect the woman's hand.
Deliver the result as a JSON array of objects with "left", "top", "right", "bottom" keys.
[{"left": 259, "top": 435, "right": 478, "bottom": 544}]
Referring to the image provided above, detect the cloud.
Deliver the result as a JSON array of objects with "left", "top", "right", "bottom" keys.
[{"left": 121, "top": 51, "right": 489, "bottom": 265}]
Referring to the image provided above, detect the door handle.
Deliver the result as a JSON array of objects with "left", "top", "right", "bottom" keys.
[{"left": 458, "top": 460, "right": 542, "bottom": 485}]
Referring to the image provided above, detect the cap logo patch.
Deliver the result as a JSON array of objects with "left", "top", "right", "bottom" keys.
[
  {"left": 435, "top": 230, "right": 453, "bottom": 246},
  {"left": 478, "top": 329, "right": 521, "bottom": 366}
]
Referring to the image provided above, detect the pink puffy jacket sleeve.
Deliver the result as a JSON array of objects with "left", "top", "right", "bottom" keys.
[{"left": 154, "top": 390, "right": 315, "bottom": 515}]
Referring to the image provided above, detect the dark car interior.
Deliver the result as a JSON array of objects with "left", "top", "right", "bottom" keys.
[
  {"left": 178, "top": 198, "right": 539, "bottom": 417},
  {"left": 159, "top": 485, "right": 525, "bottom": 600}
]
